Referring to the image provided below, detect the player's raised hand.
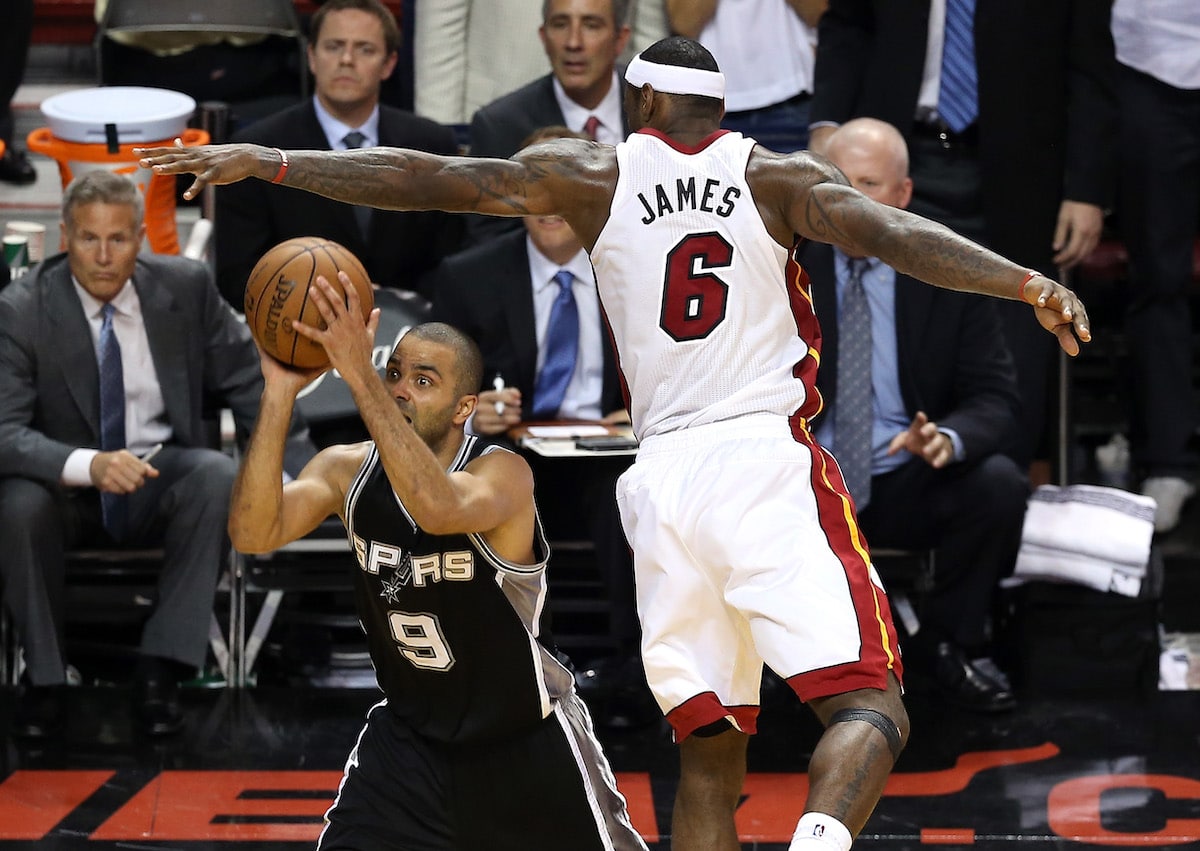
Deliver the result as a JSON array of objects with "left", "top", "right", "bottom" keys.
[
  {"left": 1019, "top": 272, "right": 1091, "bottom": 356},
  {"left": 136, "top": 141, "right": 281, "bottom": 200},
  {"left": 291, "top": 272, "right": 381, "bottom": 384}
]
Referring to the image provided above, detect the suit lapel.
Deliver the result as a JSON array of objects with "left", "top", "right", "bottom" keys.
[
  {"left": 47, "top": 266, "right": 101, "bottom": 439},
  {"left": 496, "top": 234, "right": 540, "bottom": 393},
  {"left": 134, "top": 270, "right": 192, "bottom": 437},
  {"left": 894, "top": 272, "right": 932, "bottom": 406}
]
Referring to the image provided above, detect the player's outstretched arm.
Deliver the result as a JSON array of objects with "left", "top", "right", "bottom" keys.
[
  {"left": 777, "top": 159, "right": 1091, "bottom": 355},
  {"left": 137, "top": 139, "right": 597, "bottom": 220}
]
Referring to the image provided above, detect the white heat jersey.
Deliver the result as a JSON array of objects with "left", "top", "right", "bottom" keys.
[{"left": 591, "top": 129, "right": 823, "bottom": 440}]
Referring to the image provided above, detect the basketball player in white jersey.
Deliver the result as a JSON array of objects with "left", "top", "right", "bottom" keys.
[{"left": 140, "top": 35, "right": 1092, "bottom": 851}]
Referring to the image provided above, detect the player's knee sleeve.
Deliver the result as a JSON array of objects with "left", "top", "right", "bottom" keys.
[{"left": 827, "top": 707, "right": 904, "bottom": 761}]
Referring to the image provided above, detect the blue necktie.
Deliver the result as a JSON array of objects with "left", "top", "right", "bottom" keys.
[
  {"left": 532, "top": 270, "right": 579, "bottom": 420},
  {"left": 938, "top": 0, "right": 979, "bottom": 134},
  {"left": 342, "top": 130, "right": 373, "bottom": 237},
  {"left": 98, "top": 303, "right": 127, "bottom": 539},
  {"left": 835, "top": 258, "right": 873, "bottom": 510}
]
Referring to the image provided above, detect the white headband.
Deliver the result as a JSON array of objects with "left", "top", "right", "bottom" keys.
[{"left": 625, "top": 54, "right": 725, "bottom": 99}]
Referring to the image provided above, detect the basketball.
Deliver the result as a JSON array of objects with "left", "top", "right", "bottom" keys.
[{"left": 244, "top": 237, "right": 374, "bottom": 368}]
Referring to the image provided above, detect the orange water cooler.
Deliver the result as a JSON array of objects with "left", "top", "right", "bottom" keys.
[{"left": 28, "top": 87, "right": 209, "bottom": 255}]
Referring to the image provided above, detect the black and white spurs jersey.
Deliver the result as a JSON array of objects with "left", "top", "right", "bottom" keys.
[{"left": 344, "top": 435, "right": 573, "bottom": 744}]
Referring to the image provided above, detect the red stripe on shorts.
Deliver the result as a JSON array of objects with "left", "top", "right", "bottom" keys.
[
  {"left": 785, "top": 424, "right": 904, "bottom": 700},
  {"left": 666, "top": 692, "right": 760, "bottom": 742}
]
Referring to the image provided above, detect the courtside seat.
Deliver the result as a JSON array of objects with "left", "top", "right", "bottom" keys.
[{"left": 2, "top": 546, "right": 240, "bottom": 687}]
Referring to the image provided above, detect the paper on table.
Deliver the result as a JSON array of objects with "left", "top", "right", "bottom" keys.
[{"left": 524, "top": 424, "right": 611, "bottom": 438}]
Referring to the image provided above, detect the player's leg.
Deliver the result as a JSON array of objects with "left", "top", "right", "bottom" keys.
[
  {"left": 733, "top": 434, "right": 909, "bottom": 849},
  {"left": 798, "top": 674, "right": 909, "bottom": 846},
  {"left": 318, "top": 701, "right": 454, "bottom": 851},
  {"left": 672, "top": 724, "right": 749, "bottom": 851},
  {"left": 616, "top": 426, "right": 768, "bottom": 849},
  {"left": 451, "top": 692, "right": 648, "bottom": 851}
]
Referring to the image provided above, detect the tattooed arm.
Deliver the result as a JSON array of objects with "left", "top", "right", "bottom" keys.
[
  {"left": 137, "top": 139, "right": 616, "bottom": 235},
  {"left": 752, "top": 151, "right": 1091, "bottom": 354}
]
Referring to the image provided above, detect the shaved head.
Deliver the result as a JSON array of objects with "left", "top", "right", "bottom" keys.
[{"left": 824, "top": 118, "right": 913, "bottom": 211}]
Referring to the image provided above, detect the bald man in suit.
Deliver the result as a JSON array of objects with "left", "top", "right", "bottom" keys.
[{"left": 804, "top": 119, "right": 1027, "bottom": 713}]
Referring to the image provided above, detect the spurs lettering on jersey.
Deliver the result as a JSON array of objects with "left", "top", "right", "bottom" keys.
[
  {"left": 637, "top": 176, "right": 742, "bottom": 224},
  {"left": 351, "top": 533, "right": 475, "bottom": 587}
]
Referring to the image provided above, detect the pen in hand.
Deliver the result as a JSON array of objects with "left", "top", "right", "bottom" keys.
[
  {"left": 139, "top": 443, "right": 164, "bottom": 465},
  {"left": 493, "top": 374, "right": 505, "bottom": 415}
]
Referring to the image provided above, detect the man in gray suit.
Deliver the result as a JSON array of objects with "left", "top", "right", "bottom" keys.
[
  {"left": 466, "top": 0, "right": 632, "bottom": 242},
  {"left": 0, "top": 172, "right": 310, "bottom": 738}
]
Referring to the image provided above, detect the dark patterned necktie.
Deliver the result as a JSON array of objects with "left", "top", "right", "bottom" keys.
[
  {"left": 583, "top": 115, "right": 600, "bottom": 141},
  {"left": 938, "top": 0, "right": 979, "bottom": 133},
  {"left": 531, "top": 270, "right": 579, "bottom": 420},
  {"left": 342, "top": 130, "right": 373, "bottom": 237},
  {"left": 834, "top": 258, "right": 873, "bottom": 510},
  {"left": 98, "top": 302, "right": 127, "bottom": 539}
]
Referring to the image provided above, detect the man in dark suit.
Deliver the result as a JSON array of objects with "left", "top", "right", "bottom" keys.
[
  {"left": 804, "top": 119, "right": 1028, "bottom": 712},
  {"left": 465, "top": 0, "right": 633, "bottom": 243},
  {"left": 426, "top": 128, "right": 650, "bottom": 726},
  {"left": 0, "top": 172, "right": 312, "bottom": 738},
  {"left": 810, "top": 0, "right": 1119, "bottom": 472},
  {"left": 216, "top": 0, "right": 461, "bottom": 307}
]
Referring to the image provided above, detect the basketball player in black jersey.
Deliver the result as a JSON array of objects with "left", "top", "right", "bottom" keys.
[{"left": 227, "top": 302, "right": 646, "bottom": 851}]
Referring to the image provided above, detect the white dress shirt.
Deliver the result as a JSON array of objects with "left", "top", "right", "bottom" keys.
[
  {"left": 313, "top": 96, "right": 382, "bottom": 149},
  {"left": 1112, "top": 0, "right": 1200, "bottom": 90},
  {"left": 552, "top": 72, "right": 625, "bottom": 145},
  {"left": 62, "top": 280, "right": 173, "bottom": 487},
  {"left": 527, "top": 239, "right": 604, "bottom": 420}
]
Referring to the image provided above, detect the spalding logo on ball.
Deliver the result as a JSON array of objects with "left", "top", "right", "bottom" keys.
[{"left": 244, "top": 237, "right": 375, "bottom": 368}]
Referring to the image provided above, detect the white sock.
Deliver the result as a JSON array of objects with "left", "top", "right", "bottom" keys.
[{"left": 789, "top": 811, "right": 853, "bottom": 851}]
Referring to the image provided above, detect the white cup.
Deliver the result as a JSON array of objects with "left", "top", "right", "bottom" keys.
[{"left": 4, "top": 221, "right": 47, "bottom": 263}]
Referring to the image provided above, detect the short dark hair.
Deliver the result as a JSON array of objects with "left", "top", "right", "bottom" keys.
[
  {"left": 631, "top": 36, "right": 724, "bottom": 117},
  {"left": 62, "top": 171, "right": 143, "bottom": 229},
  {"left": 405, "top": 322, "right": 484, "bottom": 399},
  {"left": 639, "top": 36, "right": 719, "bottom": 73},
  {"left": 310, "top": 0, "right": 401, "bottom": 55}
]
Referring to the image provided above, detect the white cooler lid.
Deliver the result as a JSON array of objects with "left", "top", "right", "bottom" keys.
[{"left": 40, "top": 87, "right": 196, "bottom": 145}]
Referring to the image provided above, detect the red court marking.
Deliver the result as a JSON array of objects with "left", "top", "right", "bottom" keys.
[
  {"left": 92, "top": 771, "right": 342, "bottom": 841},
  {"left": 921, "top": 827, "right": 976, "bottom": 844},
  {"left": 884, "top": 743, "right": 1061, "bottom": 795},
  {"left": 1049, "top": 774, "right": 1200, "bottom": 846},
  {"left": 616, "top": 771, "right": 660, "bottom": 841},
  {"left": 0, "top": 770, "right": 114, "bottom": 840},
  {"left": 736, "top": 773, "right": 811, "bottom": 841}
]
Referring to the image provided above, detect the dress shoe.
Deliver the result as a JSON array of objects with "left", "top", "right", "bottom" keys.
[
  {"left": 12, "top": 685, "right": 68, "bottom": 739},
  {"left": 933, "top": 641, "right": 1016, "bottom": 714},
  {"left": 0, "top": 148, "right": 36, "bottom": 185},
  {"left": 134, "top": 673, "right": 185, "bottom": 736}
]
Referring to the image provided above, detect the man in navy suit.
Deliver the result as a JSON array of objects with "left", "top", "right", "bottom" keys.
[
  {"left": 810, "top": 0, "right": 1119, "bottom": 472},
  {"left": 466, "top": 0, "right": 633, "bottom": 243},
  {"left": 0, "top": 172, "right": 313, "bottom": 738},
  {"left": 802, "top": 119, "right": 1028, "bottom": 713},
  {"left": 216, "top": 0, "right": 462, "bottom": 307},
  {"left": 426, "top": 127, "right": 650, "bottom": 726}
]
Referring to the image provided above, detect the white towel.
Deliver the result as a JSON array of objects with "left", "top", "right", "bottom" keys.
[{"left": 1008, "top": 484, "right": 1156, "bottom": 598}]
